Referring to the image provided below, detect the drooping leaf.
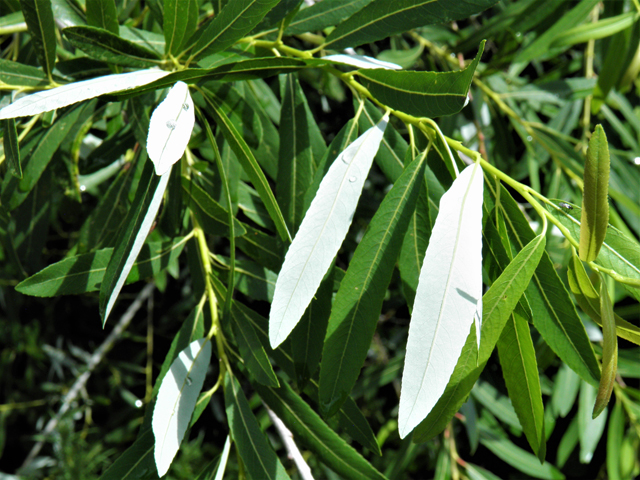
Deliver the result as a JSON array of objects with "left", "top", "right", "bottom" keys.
[
  {"left": 20, "top": 0, "right": 57, "bottom": 80},
  {"left": 203, "top": 90, "right": 291, "bottom": 242},
  {"left": 497, "top": 311, "right": 546, "bottom": 460},
  {"left": 356, "top": 41, "right": 483, "bottom": 119},
  {"left": 579, "top": 125, "right": 610, "bottom": 262},
  {"left": 223, "top": 373, "right": 291, "bottom": 480},
  {"left": 15, "top": 237, "right": 189, "bottom": 297},
  {"left": 147, "top": 81, "right": 195, "bottom": 176},
  {"left": 254, "top": 380, "right": 387, "bottom": 480},
  {"left": 412, "top": 232, "right": 546, "bottom": 442},
  {"left": 0, "top": 69, "right": 170, "bottom": 119},
  {"left": 399, "top": 162, "right": 483, "bottom": 438},
  {"left": 189, "top": 0, "right": 281, "bottom": 61},
  {"left": 318, "top": 151, "right": 427, "bottom": 417},
  {"left": 592, "top": 278, "right": 617, "bottom": 419},
  {"left": 269, "top": 116, "right": 388, "bottom": 348},
  {"left": 324, "top": 0, "right": 498, "bottom": 49},
  {"left": 63, "top": 26, "right": 162, "bottom": 67},
  {"left": 86, "top": 0, "right": 119, "bottom": 34},
  {"left": 2, "top": 118, "right": 21, "bottom": 178},
  {"left": 153, "top": 338, "right": 212, "bottom": 477},
  {"left": 99, "top": 161, "right": 170, "bottom": 325},
  {"left": 163, "top": 0, "right": 198, "bottom": 55},
  {"left": 578, "top": 381, "right": 607, "bottom": 464}
]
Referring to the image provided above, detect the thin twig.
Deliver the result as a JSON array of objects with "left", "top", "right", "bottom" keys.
[
  {"left": 19, "top": 283, "right": 155, "bottom": 471},
  {"left": 265, "top": 406, "right": 315, "bottom": 480}
]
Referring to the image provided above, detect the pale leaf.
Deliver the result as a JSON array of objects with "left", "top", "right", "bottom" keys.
[
  {"left": 269, "top": 116, "right": 388, "bottom": 348},
  {"left": 323, "top": 54, "right": 402, "bottom": 70},
  {"left": 399, "top": 162, "right": 484, "bottom": 438},
  {"left": 0, "top": 69, "right": 169, "bottom": 119},
  {"left": 153, "top": 338, "right": 212, "bottom": 477},
  {"left": 147, "top": 81, "right": 195, "bottom": 176}
]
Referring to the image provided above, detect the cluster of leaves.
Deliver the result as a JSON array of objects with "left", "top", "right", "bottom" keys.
[{"left": 1, "top": 0, "right": 640, "bottom": 479}]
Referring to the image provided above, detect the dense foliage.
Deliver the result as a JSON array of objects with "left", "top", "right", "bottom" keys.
[{"left": 1, "top": 0, "right": 640, "bottom": 479}]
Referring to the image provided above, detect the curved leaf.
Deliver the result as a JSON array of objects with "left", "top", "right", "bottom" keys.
[
  {"left": 153, "top": 338, "right": 212, "bottom": 477},
  {"left": 579, "top": 125, "right": 610, "bottom": 262},
  {"left": 399, "top": 162, "right": 484, "bottom": 438},
  {"left": 356, "top": 41, "right": 483, "bottom": 118},
  {"left": 593, "top": 279, "right": 617, "bottom": 419},
  {"left": 269, "top": 116, "right": 388, "bottom": 348},
  {"left": 0, "top": 69, "right": 170, "bottom": 119}
]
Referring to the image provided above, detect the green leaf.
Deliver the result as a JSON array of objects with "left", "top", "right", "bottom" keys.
[
  {"left": 203, "top": 90, "right": 291, "bottom": 242},
  {"left": 223, "top": 373, "right": 291, "bottom": 480},
  {"left": 15, "top": 237, "right": 189, "bottom": 296},
  {"left": 498, "top": 190, "right": 601, "bottom": 387},
  {"left": 551, "top": 11, "right": 638, "bottom": 49},
  {"left": 86, "top": 0, "right": 119, "bottom": 34},
  {"left": 63, "top": 26, "right": 162, "bottom": 67},
  {"left": 1, "top": 102, "right": 92, "bottom": 211},
  {"left": 566, "top": 251, "right": 640, "bottom": 345},
  {"left": 99, "top": 428, "right": 156, "bottom": 480},
  {"left": 400, "top": 162, "right": 483, "bottom": 438},
  {"left": 514, "top": 0, "right": 601, "bottom": 64},
  {"left": 412, "top": 232, "right": 546, "bottom": 442},
  {"left": 579, "top": 125, "right": 611, "bottom": 262},
  {"left": 497, "top": 311, "right": 546, "bottom": 460},
  {"left": 592, "top": 279, "right": 617, "bottom": 419},
  {"left": 254, "top": 380, "right": 387, "bottom": 480},
  {"left": 377, "top": 44, "right": 424, "bottom": 70},
  {"left": 19, "top": 0, "right": 56, "bottom": 80},
  {"left": 0, "top": 58, "right": 48, "bottom": 88},
  {"left": 324, "top": 0, "right": 498, "bottom": 49},
  {"left": 277, "top": 74, "right": 319, "bottom": 233},
  {"left": 551, "top": 363, "right": 581, "bottom": 418},
  {"left": 2, "top": 118, "right": 21, "bottom": 178},
  {"left": 285, "top": 0, "right": 373, "bottom": 35},
  {"left": 163, "top": 0, "right": 198, "bottom": 55},
  {"left": 269, "top": 116, "right": 387, "bottom": 348},
  {"left": 319, "top": 151, "right": 426, "bottom": 418},
  {"left": 189, "top": 0, "right": 281, "bottom": 61},
  {"left": 230, "top": 305, "right": 279, "bottom": 387},
  {"left": 356, "top": 41, "right": 484, "bottom": 119},
  {"left": 546, "top": 201, "right": 640, "bottom": 302},
  {"left": 99, "top": 161, "right": 170, "bottom": 325},
  {"left": 606, "top": 401, "right": 624, "bottom": 480},
  {"left": 235, "top": 224, "right": 284, "bottom": 273}
]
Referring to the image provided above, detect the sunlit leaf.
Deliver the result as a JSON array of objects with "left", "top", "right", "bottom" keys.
[
  {"left": 399, "top": 162, "right": 483, "bottom": 438},
  {"left": 153, "top": 338, "right": 212, "bottom": 477},
  {"left": 323, "top": 54, "right": 401, "bottom": 70},
  {"left": 269, "top": 116, "right": 388, "bottom": 348}
]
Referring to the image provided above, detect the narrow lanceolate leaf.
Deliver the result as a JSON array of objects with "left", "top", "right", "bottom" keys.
[
  {"left": 99, "top": 162, "right": 170, "bottom": 325},
  {"left": 593, "top": 279, "right": 617, "bottom": 419},
  {"left": 99, "top": 429, "right": 156, "bottom": 480},
  {"left": 286, "top": 0, "right": 373, "bottom": 35},
  {"left": 20, "top": 0, "right": 56, "bottom": 80},
  {"left": 189, "top": 0, "right": 281, "bottom": 61},
  {"left": 254, "top": 380, "right": 387, "bottom": 480},
  {"left": 579, "top": 125, "right": 610, "bottom": 262},
  {"left": 147, "top": 81, "right": 195, "bottom": 176},
  {"left": 153, "top": 339, "right": 212, "bottom": 477},
  {"left": 86, "top": 0, "right": 119, "bottom": 34},
  {"left": 323, "top": 54, "right": 401, "bottom": 70},
  {"left": 204, "top": 91, "right": 291, "bottom": 243},
  {"left": 163, "top": 0, "right": 198, "bottom": 55},
  {"left": 63, "top": 26, "right": 162, "bottom": 68},
  {"left": 15, "top": 238, "right": 189, "bottom": 297},
  {"left": 2, "top": 119, "right": 21, "bottom": 178},
  {"left": 497, "top": 312, "right": 546, "bottom": 461},
  {"left": 399, "top": 162, "right": 484, "bottom": 439},
  {"left": 324, "top": 0, "right": 498, "bottom": 49},
  {"left": 269, "top": 116, "right": 388, "bottom": 348},
  {"left": 566, "top": 252, "right": 640, "bottom": 345},
  {"left": 357, "top": 41, "right": 484, "bottom": 119},
  {"left": 0, "top": 69, "right": 169, "bottom": 119},
  {"left": 319, "top": 151, "right": 427, "bottom": 417},
  {"left": 278, "top": 74, "right": 318, "bottom": 233},
  {"left": 224, "top": 373, "right": 291, "bottom": 480},
  {"left": 0, "top": 58, "right": 48, "bottom": 88}
]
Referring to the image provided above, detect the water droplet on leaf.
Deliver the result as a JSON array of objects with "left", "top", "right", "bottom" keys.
[
  {"left": 348, "top": 176, "right": 357, "bottom": 182},
  {"left": 166, "top": 120, "right": 176, "bottom": 129}
]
